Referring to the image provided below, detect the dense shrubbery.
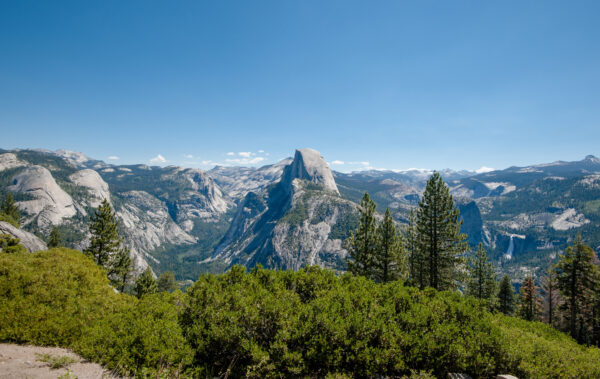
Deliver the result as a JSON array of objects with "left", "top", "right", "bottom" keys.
[
  {"left": 2, "top": 248, "right": 600, "bottom": 378},
  {"left": 0, "top": 248, "right": 125, "bottom": 346},
  {"left": 76, "top": 291, "right": 192, "bottom": 377}
]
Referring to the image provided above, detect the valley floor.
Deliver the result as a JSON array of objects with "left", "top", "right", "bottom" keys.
[{"left": 0, "top": 343, "right": 117, "bottom": 379}]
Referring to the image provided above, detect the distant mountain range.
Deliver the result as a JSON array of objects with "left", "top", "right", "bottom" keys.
[{"left": 1, "top": 147, "right": 599, "bottom": 281}]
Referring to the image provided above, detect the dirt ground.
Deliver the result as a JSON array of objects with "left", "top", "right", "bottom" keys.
[{"left": 0, "top": 343, "right": 118, "bottom": 379}]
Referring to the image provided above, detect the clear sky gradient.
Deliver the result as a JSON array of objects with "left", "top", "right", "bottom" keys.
[{"left": 1, "top": 1, "right": 599, "bottom": 172}]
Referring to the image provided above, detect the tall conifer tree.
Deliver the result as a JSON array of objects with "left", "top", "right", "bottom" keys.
[
  {"left": 466, "top": 243, "right": 496, "bottom": 302},
  {"left": 346, "top": 192, "right": 378, "bottom": 279},
  {"left": 541, "top": 263, "right": 559, "bottom": 326},
  {"left": 373, "top": 208, "right": 407, "bottom": 282},
  {"left": 498, "top": 275, "right": 515, "bottom": 315},
  {"left": 416, "top": 172, "right": 468, "bottom": 290},
  {"left": 84, "top": 199, "right": 132, "bottom": 290},
  {"left": 554, "top": 235, "right": 599, "bottom": 342},
  {"left": 406, "top": 209, "right": 426, "bottom": 288},
  {"left": 518, "top": 276, "right": 542, "bottom": 321}
]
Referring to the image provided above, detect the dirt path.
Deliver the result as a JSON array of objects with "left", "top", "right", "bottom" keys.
[{"left": 0, "top": 343, "right": 118, "bottom": 379}]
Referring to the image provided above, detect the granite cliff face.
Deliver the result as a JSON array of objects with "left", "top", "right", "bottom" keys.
[
  {"left": 0, "top": 150, "right": 231, "bottom": 274},
  {"left": 213, "top": 148, "right": 356, "bottom": 270},
  {"left": 0, "top": 221, "right": 47, "bottom": 252},
  {"left": 9, "top": 166, "right": 77, "bottom": 229}
]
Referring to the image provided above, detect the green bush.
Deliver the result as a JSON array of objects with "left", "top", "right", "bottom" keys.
[
  {"left": 2, "top": 250, "right": 600, "bottom": 378},
  {"left": 76, "top": 291, "right": 193, "bottom": 377},
  {"left": 182, "top": 266, "right": 503, "bottom": 377},
  {"left": 0, "top": 248, "right": 126, "bottom": 346},
  {"left": 494, "top": 315, "right": 600, "bottom": 378}
]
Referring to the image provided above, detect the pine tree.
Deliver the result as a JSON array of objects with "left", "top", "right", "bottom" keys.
[
  {"left": 518, "top": 276, "right": 542, "bottom": 321},
  {"left": 406, "top": 209, "right": 426, "bottom": 288},
  {"left": 465, "top": 243, "right": 496, "bottom": 302},
  {"left": 416, "top": 172, "right": 469, "bottom": 290},
  {"left": 84, "top": 199, "right": 131, "bottom": 290},
  {"left": 135, "top": 267, "right": 158, "bottom": 298},
  {"left": 554, "top": 235, "right": 600, "bottom": 342},
  {"left": 346, "top": 192, "right": 378, "bottom": 279},
  {"left": 498, "top": 275, "right": 515, "bottom": 315},
  {"left": 540, "top": 263, "right": 559, "bottom": 326},
  {"left": 108, "top": 247, "right": 132, "bottom": 292},
  {"left": 47, "top": 227, "right": 61, "bottom": 248},
  {"left": 373, "top": 208, "right": 407, "bottom": 282},
  {"left": 1, "top": 192, "right": 21, "bottom": 227},
  {"left": 157, "top": 271, "right": 179, "bottom": 292}
]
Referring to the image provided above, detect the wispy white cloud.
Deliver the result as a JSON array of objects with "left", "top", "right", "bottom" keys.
[
  {"left": 258, "top": 150, "right": 265, "bottom": 153},
  {"left": 331, "top": 160, "right": 345, "bottom": 165},
  {"left": 150, "top": 154, "right": 167, "bottom": 164},
  {"left": 185, "top": 154, "right": 194, "bottom": 159},
  {"left": 226, "top": 152, "right": 235, "bottom": 156},
  {"left": 107, "top": 155, "right": 119, "bottom": 161},
  {"left": 238, "top": 151, "right": 252, "bottom": 158}
]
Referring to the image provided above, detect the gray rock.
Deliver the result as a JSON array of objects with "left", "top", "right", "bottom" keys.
[
  {"left": 0, "top": 153, "right": 26, "bottom": 172},
  {"left": 495, "top": 375, "right": 518, "bottom": 379},
  {"left": 281, "top": 148, "right": 339, "bottom": 194},
  {"left": 0, "top": 221, "right": 47, "bottom": 252},
  {"left": 116, "top": 190, "right": 197, "bottom": 271},
  {"left": 69, "top": 169, "right": 111, "bottom": 208},
  {"left": 9, "top": 166, "right": 77, "bottom": 228},
  {"left": 213, "top": 148, "right": 355, "bottom": 270}
]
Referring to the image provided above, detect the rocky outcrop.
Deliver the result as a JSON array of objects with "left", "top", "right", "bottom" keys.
[
  {"left": 116, "top": 190, "right": 197, "bottom": 269},
  {"left": 0, "top": 153, "right": 26, "bottom": 172},
  {"left": 9, "top": 166, "right": 77, "bottom": 228},
  {"left": 281, "top": 149, "right": 339, "bottom": 194},
  {"left": 69, "top": 169, "right": 111, "bottom": 207},
  {"left": 0, "top": 221, "right": 47, "bottom": 252},
  {"left": 213, "top": 148, "right": 354, "bottom": 270}
]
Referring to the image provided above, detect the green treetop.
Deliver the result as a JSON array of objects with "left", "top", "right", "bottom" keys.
[
  {"left": 465, "top": 243, "right": 496, "bottom": 302},
  {"left": 84, "top": 199, "right": 132, "bottom": 291},
  {"left": 554, "top": 235, "right": 600, "bottom": 342},
  {"left": 157, "top": 271, "right": 179, "bottom": 292},
  {"left": 1, "top": 192, "right": 21, "bottom": 227},
  {"left": 415, "top": 172, "right": 469, "bottom": 290},
  {"left": 518, "top": 276, "right": 542, "bottom": 321},
  {"left": 345, "top": 192, "right": 378, "bottom": 279},
  {"left": 47, "top": 227, "right": 61, "bottom": 248},
  {"left": 373, "top": 208, "right": 407, "bottom": 283},
  {"left": 135, "top": 267, "right": 158, "bottom": 298},
  {"left": 497, "top": 275, "right": 515, "bottom": 315}
]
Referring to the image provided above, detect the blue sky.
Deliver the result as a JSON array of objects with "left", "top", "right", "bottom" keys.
[{"left": 1, "top": 1, "right": 599, "bottom": 172}]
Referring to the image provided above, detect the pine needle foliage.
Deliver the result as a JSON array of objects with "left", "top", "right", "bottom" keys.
[
  {"left": 415, "top": 172, "right": 469, "bottom": 290},
  {"left": 498, "top": 275, "right": 515, "bottom": 315},
  {"left": 373, "top": 208, "right": 407, "bottom": 282},
  {"left": 135, "top": 267, "right": 158, "bottom": 298},
  {"left": 47, "top": 227, "right": 61, "bottom": 248},
  {"left": 84, "top": 199, "right": 132, "bottom": 291},
  {"left": 518, "top": 276, "right": 542, "bottom": 321},
  {"left": 465, "top": 243, "right": 496, "bottom": 302},
  {"left": 554, "top": 234, "right": 600, "bottom": 343},
  {"left": 0, "top": 192, "right": 20, "bottom": 227},
  {"left": 345, "top": 192, "right": 378, "bottom": 279}
]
